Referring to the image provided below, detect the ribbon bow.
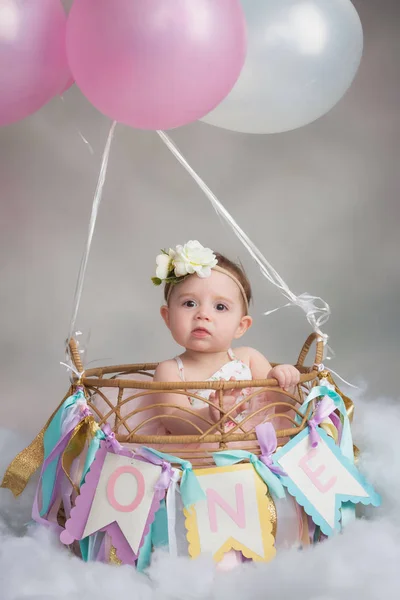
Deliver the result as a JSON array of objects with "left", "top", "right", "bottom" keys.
[
  {"left": 140, "top": 447, "right": 205, "bottom": 509},
  {"left": 155, "top": 461, "right": 174, "bottom": 494},
  {"left": 255, "top": 422, "right": 287, "bottom": 477},
  {"left": 101, "top": 424, "right": 132, "bottom": 458},
  {"left": 135, "top": 448, "right": 174, "bottom": 496},
  {"left": 213, "top": 446, "right": 286, "bottom": 499},
  {"left": 307, "top": 396, "right": 336, "bottom": 448}
]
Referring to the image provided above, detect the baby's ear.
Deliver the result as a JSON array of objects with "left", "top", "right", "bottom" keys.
[
  {"left": 234, "top": 315, "right": 253, "bottom": 338},
  {"left": 160, "top": 305, "right": 170, "bottom": 328}
]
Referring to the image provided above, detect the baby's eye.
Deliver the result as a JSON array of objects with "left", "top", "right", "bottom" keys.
[
  {"left": 183, "top": 300, "right": 197, "bottom": 308},
  {"left": 215, "top": 303, "right": 228, "bottom": 312}
]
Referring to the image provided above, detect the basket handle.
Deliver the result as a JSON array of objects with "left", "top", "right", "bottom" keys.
[
  {"left": 68, "top": 338, "right": 84, "bottom": 375},
  {"left": 296, "top": 332, "right": 324, "bottom": 371}
]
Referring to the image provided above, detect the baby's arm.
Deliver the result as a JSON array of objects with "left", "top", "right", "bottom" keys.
[
  {"left": 247, "top": 348, "right": 300, "bottom": 394},
  {"left": 153, "top": 361, "right": 215, "bottom": 435}
]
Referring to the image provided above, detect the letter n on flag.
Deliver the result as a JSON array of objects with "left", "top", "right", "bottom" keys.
[{"left": 184, "top": 464, "right": 276, "bottom": 562}]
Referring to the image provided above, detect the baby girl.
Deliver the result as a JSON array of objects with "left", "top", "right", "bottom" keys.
[{"left": 152, "top": 240, "right": 300, "bottom": 435}]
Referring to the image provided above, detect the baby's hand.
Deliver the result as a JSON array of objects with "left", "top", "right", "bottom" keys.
[
  {"left": 268, "top": 365, "right": 300, "bottom": 392},
  {"left": 208, "top": 377, "right": 245, "bottom": 423}
]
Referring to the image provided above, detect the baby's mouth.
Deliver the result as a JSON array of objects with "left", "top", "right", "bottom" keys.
[{"left": 192, "top": 327, "right": 211, "bottom": 336}]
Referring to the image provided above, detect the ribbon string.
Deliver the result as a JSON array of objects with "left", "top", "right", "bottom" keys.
[
  {"left": 67, "top": 121, "right": 117, "bottom": 344},
  {"left": 157, "top": 130, "right": 330, "bottom": 345}
]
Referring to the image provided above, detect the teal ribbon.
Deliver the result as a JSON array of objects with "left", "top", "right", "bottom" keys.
[
  {"left": 80, "top": 537, "right": 90, "bottom": 562},
  {"left": 41, "top": 388, "right": 85, "bottom": 516},
  {"left": 300, "top": 385, "right": 356, "bottom": 526},
  {"left": 136, "top": 527, "right": 152, "bottom": 572},
  {"left": 213, "top": 450, "right": 286, "bottom": 499},
  {"left": 136, "top": 500, "right": 168, "bottom": 572},
  {"left": 152, "top": 500, "right": 169, "bottom": 547},
  {"left": 80, "top": 428, "right": 105, "bottom": 486},
  {"left": 141, "top": 447, "right": 205, "bottom": 509}
]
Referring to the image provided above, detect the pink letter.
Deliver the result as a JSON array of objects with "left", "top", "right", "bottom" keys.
[
  {"left": 106, "top": 466, "right": 145, "bottom": 512},
  {"left": 299, "top": 448, "right": 337, "bottom": 493},
  {"left": 207, "top": 484, "right": 246, "bottom": 533}
]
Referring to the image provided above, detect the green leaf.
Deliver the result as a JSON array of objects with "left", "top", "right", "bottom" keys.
[
  {"left": 164, "top": 275, "right": 188, "bottom": 285},
  {"left": 151, "top": 277, "right": 162, "bottom": 286}
]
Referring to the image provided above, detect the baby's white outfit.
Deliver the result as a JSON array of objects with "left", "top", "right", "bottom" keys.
[{"left": 174, "top": 348, "right": 253, "bottom": 421}]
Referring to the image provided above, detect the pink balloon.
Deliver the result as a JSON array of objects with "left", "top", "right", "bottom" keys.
[
  {"left": 67, "top": 0, "right": 247, "bottom": 130},
  {"left": 0, "top": 0, "right": 70, "bottom": 126},
  {"left": 60, "top": 74, "right": 74, "bottom": 95}
]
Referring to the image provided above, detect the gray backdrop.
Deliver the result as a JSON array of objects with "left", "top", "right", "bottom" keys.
[{"left": 0, "top": 0, "right": 398, "bottom": 433}]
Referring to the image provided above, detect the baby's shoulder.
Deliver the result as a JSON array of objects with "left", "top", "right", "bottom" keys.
[
  {"left": 233, "top": 346, "right": 271, "bottom": 366},
  {"left": 232, "top": 346, "right": 262, "bottom": 362},
  {"left": 154, "top": 358, "right": 179, "bottom": 381}
]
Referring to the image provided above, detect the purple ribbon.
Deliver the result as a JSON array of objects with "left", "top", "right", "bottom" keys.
[
  {"left": 102, "top": 424, "right": 132, "bottom": 457},
  {"left": 134, "top": 448, "right": 174, "bottom": 499},
  {"left": 329, "top": 410, "right": 342, "bottom": 440},
  {"left": 308, "top": 396, "right": 336, "bottom": 448},
  {"left": 255, "top": 422, "right": 287, "bottom": 477}
]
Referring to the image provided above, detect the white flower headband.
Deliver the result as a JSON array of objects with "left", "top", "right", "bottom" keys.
[{"left": 152, "top": 240, "right": 249, "bottom": 313}]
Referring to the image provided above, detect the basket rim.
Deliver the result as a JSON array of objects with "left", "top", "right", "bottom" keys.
[
  {"left": 69, "top": 331, "right": 324, "bottom": 391},
  {"left": 77, "top": 368, "right": 317, "bottom": 390}
]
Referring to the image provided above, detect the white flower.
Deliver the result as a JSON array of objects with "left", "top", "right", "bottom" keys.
[
  {"left": 153, "top": 241, "right": 217, "bottom": 285},
  {"left": 155, "top": 251, "right": 173, "bottom": 280},
  {"left": 172, "top": 240, "right": 217, "bottom": 279}
]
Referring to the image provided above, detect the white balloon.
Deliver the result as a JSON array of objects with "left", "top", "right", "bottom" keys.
[{"left": 201, "top": 0, "right": 363, "bottom": 134}]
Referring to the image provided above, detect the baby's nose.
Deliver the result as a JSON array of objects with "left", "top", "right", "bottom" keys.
[{"left": 196, "top": 308, "right": 211, "bottom": 321}]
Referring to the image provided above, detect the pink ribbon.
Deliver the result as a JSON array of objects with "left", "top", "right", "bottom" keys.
[
  {"left": 255, "top": 422, "right": 287, "bottom": 477},
  {"left": 308, "top": 396, "right": 336, "bottom": 448}
]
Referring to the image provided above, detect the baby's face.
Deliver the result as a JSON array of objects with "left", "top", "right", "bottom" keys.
[{"left": 161, "top": 270, "right": 251, "bottom": 353}]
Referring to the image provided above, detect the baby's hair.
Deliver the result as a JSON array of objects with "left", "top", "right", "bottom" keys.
[{"left": 164, "top": 252, "right": 252, "bottom": 311}]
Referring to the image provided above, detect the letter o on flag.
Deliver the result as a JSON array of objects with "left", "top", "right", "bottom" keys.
[{"left": 106, "top": 466, "right": 145, "bottom": 512}]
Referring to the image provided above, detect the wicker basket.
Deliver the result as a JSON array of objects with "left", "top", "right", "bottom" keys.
[{"left": 68, "top": 333, "right": 324, "bottom": 467}]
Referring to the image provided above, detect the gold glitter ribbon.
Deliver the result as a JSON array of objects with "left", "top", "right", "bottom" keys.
[
  {"left": 1, "top": 389, "right": 73, "bottom": 497},
  {"left": 61, "top": 416, "right": 98, "bottom": 495},
  {"left": 266, "top": 490, "right": 277, "bottom": 539},
  {"left": 109, "top": 545, "right": 122, "bottom": 566},
  {"left": 320, "top": 421, "right": 339, "bottom": 443}
]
